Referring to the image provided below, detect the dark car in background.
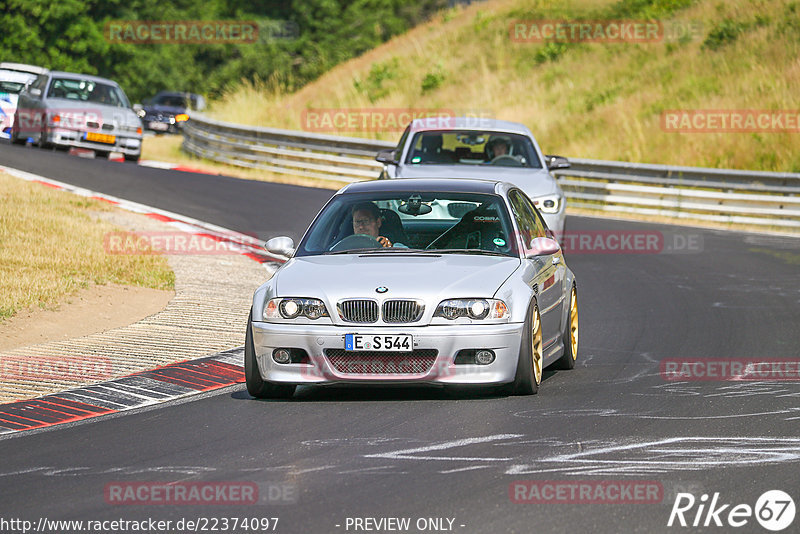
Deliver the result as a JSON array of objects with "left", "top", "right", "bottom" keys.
[{"left": 136, "top": 91, "right": 205, "bottom": 133}]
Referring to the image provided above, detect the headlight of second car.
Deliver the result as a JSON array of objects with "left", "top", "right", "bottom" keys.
[
  {"left": 434, "top": 299, "right": 508, "bottom": 321},
  {"left": 534, "top": 194, "right": 562, "bottom": 214},
  {"left": 264, "top": 297, "right": 329, "bottom": 321}
]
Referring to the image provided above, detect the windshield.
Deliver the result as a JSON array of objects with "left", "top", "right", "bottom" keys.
[
  {"left": 152, "top": 94, "right": 188, "bottom": 108},
  {"left": 296, "top": 191, "right": 518, "bottom": 258},
  {"left": 404, "top": 130, "right": 543, "bottom": 168},
  {"left": 47, "top": 78, "right": 131, "bottom": 108},
  {"left": 0, "top": 81, "right": 25, "bottom": 93},
  {"left": 0, "top": 70, "right": 35, "bottom": 93}
]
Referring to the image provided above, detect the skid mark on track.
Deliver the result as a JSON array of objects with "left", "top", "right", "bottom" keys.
[
  {"left": 638, "top": 381, "right": 800, "bottom": 400},
  {"left": 505, "top": 436, "right": 800, "bottom": 476},
  {"left": 364, "top": 434, "right": 523, "bottom": 462},
  {"left": 514, "top": 405, "right": 800, "bottom": 421},
  {"left": 5, "top": 434, "right": 800, "bottom": 481}
]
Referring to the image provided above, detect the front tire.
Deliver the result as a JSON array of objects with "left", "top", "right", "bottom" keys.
[
  {"left": 37, "top": 122, "right": 50, "bottom": 149},
  {"left": 555, "top": 284, "right": 578, "bottom": 370},
  {"left": 510, "top": 301, "right": 543, "bottom": 395},
  {"left": 245, "top": 311, "right": 296, "bottom": 399},
  {"left": 10, "top": 121, "right": 25, "bottom": 145}
]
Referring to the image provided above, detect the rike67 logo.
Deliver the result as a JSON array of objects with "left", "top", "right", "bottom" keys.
[{"left": 668, "top": 490, "right": 795, "bottom": 531}]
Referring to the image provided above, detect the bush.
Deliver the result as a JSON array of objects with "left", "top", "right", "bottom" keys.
[
  {"left": 702, "top": 18, "right": 748, "bottom": 50},
  {"left": 420, "top": 64, "right": 446, "bottom": 93}
]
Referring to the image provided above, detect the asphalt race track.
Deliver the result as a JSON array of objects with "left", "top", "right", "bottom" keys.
[{"left": 2, "top": 143, "right": 800, "bottom": 533}]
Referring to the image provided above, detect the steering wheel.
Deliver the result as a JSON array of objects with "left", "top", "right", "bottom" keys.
[
  {"left": 490, "top": 155, "right": 523, "bottom": 166},
  {"left": 329, "top": 234, "right": 382, "bottom": 252}
]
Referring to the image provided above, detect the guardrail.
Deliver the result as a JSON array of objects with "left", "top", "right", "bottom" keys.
[{"left": 182, "top": 114, "right": 800, "bottom": 231}]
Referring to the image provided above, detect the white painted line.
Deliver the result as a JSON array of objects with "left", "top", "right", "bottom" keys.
[{"left": 365, "top": 434, "right": 523, "bottom": 462}]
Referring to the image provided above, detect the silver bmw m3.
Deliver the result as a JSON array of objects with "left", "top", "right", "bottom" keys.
[{"left": 246, "top": 178, "right": 578, "bottom": 398}]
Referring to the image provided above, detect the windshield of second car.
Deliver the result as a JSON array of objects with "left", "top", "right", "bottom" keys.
[
  {"left": 404, "top": 131, "right": 543, "bottom": 168},
  {"left": 296, "top": 191, "right": 519, "bottom": 258},
  {"left": 47, "top": 78, "right": 130, "bottom": 108}
]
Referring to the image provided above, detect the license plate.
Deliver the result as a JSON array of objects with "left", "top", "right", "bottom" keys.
[
  {"left": 149, "top": 121, "right": 169, "bottom": 131},
  {"left": 345, "top": 334, "right": 413, "bottom": 352},
  {"left": 84, "top": 131, "right": 116, "bottom": 144}
]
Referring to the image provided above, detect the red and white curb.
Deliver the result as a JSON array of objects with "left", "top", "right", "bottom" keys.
[
  {"left": 0, "top": 164, "right": 290, "bottom": 434},
  {"left": 138, "top": 159, "right": 220, "bottom": 175},
  {"left": 63, "top": 147, "right": 218, "bottom": 174},
  {"left": 0, "top": 349, "right": 246, "bottom": 436}
]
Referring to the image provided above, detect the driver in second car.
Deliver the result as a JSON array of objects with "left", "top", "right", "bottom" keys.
[{"left": 352, "top": 202, "right": 392, "bottom": 247}]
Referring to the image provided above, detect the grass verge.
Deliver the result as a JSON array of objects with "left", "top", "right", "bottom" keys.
[
  {"left": 0, "top": 172, "right": 175, "bottom": 321},
  {"left": 208, "top": 0, "right": 800, "bottom": 172}
]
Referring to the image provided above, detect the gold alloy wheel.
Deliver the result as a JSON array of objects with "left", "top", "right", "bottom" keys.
[
  {"left": 532, "top": 306, "right": 543, "bottom": 384},
  {"left": 570, "top": 286, "right": 579, "bottom": 359}
]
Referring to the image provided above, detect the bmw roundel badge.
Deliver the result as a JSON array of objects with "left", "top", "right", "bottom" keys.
[{"left": 376, "top": 286, "right": 389, "bottom": 294}]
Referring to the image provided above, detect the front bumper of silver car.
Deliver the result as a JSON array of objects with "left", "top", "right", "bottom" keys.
[
  {"left": 46, "top": 128, "right": 142, "bottom": 156},
  {"left": 251, "top": 321, "right": 525, "bottom": 386}
]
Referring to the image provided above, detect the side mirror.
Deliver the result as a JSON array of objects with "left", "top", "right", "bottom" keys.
[
  {"left": 30, "top": 88, "right": 41, "bottom": 97},
  {"left": 545, "top": 155, "right": 570, "bottom": 171},
  {"left": 527, "top": 237, "right": 561, "bottom": 257},
  {"left": 376, "top": 149, "right": 399, "bottom": 165},
  {"left": 264, "top": 236, "right": 295, "bottom": 258}
]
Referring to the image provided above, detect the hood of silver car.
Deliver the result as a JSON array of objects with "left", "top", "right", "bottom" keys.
[
  {"left": 274, "top": 254, "right": 520, "bottom": 305},
  {"left": 395, "top": 165, "right": 560, "bottom": 197}
]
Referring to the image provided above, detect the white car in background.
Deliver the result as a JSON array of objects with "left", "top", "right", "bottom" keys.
[
  {"left": 0, "top": 63, "right": 46, "bottom": 140},
  {"left": 377, "top": 117, "right": 570, "bottom": 235}
]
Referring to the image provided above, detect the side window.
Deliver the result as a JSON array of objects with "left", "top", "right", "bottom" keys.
[
  {"left": 30, "top": 75, "right": 47, "bottom": 92},
  {"left": 509, "top": 190, "right": 538, "bottom": 253},
  {"left": 396, "top": 125, "right": 410, "bottom": 152},
  {"left": 520, "top": 194, "right": 548, "bottom": 238}
]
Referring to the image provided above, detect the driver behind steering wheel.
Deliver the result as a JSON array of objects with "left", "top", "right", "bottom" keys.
[
  {"left": 485, "top": 135, "right": 512, "bottom": 162},
  {"left": 352, "top": 202, "right": 392, "bottom": 247}
]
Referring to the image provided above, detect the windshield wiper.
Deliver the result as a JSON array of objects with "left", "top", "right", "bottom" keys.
[
  {"left": 326, "top": 248, "right": 380, "bottom": 255},
  {"left": 421, "top": 248, "right": 510, "bottom": 257},
  {"left": 326, "top": 247, "right": 425, "bottom": 255},
  {"left": 357, "top": 248, "right": 426, "bottom": 254}
]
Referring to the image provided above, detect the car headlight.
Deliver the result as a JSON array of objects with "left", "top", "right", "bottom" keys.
[
  {"left": 136, "top": 109, "right": 146, "bottom": 118},
  {"left": 174, "top": 113, "right": 188, "bottom": 123},
  {"left": 534, "top": 194, "right": 561, "bottom": 214},
  {"left": 264, "top": 298, "right": 329, "bottom": 320},
  {"left": 434, "top": 299, "right": 508, "bottom": 320}
]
